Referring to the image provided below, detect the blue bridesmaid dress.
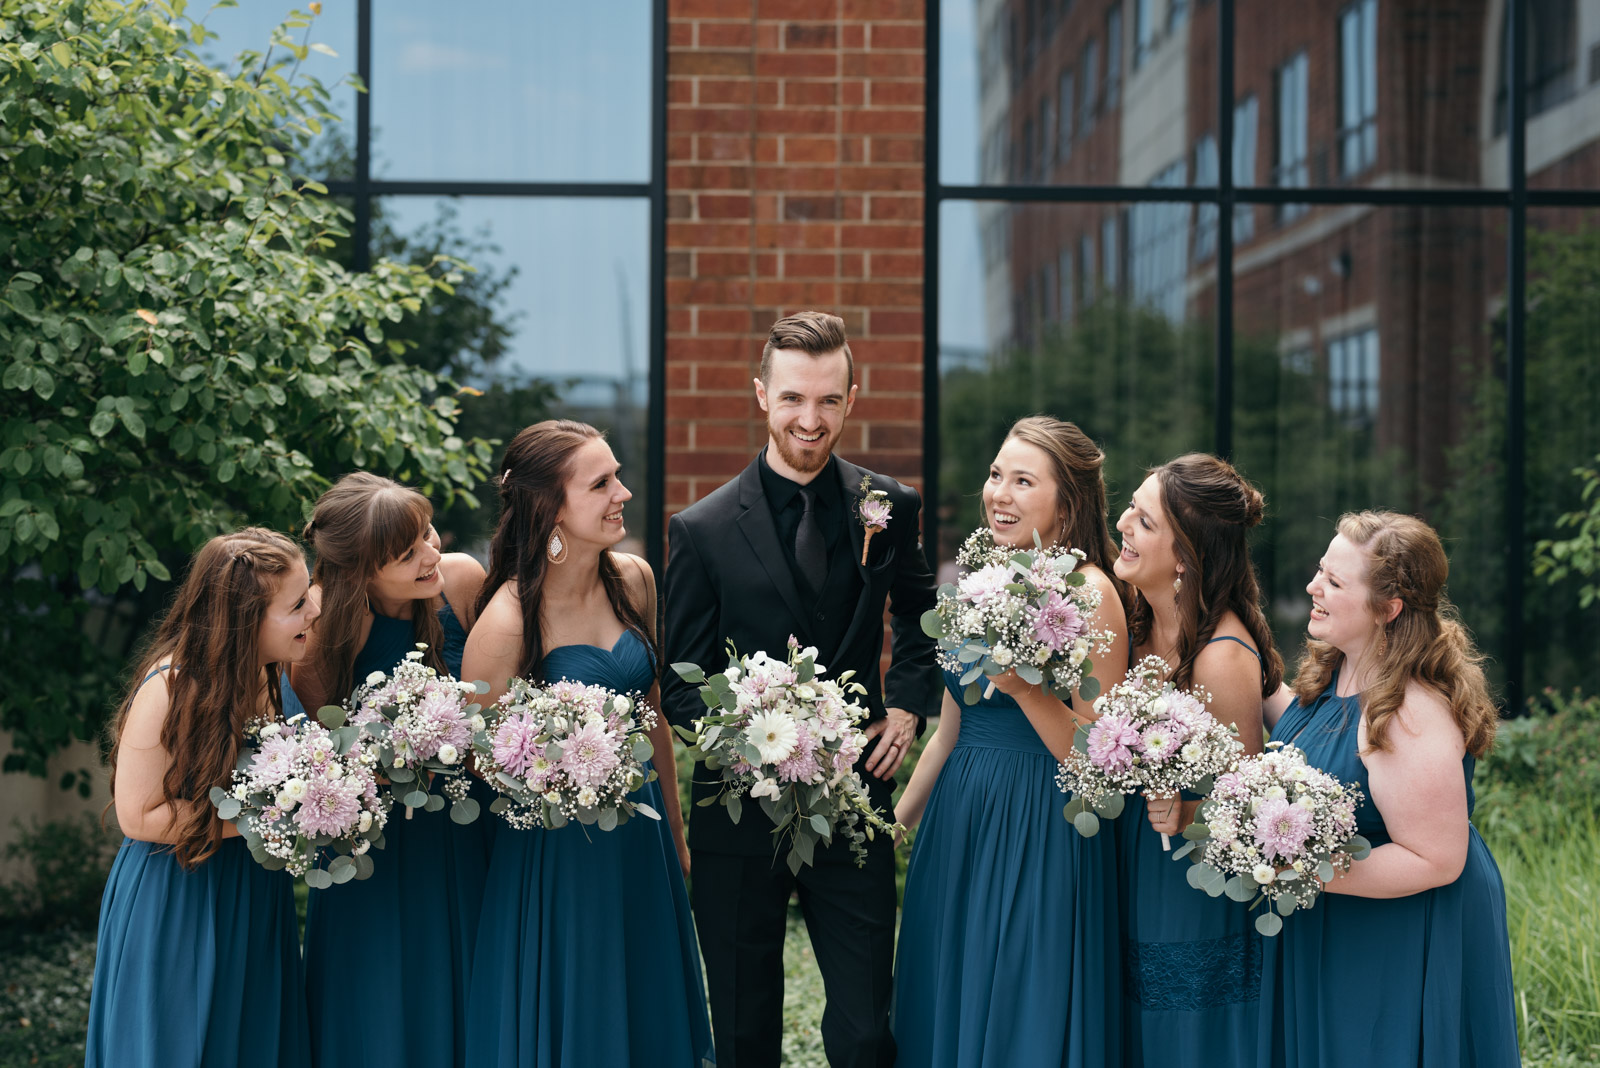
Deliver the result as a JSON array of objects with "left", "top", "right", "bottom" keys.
[
  {"left": 464, "top": 631, "right": 714, "bottom": 1068},
  {"left": 303, "top": 600, "right": 496, "bottom": 1067},
  {"left": 890, "top": 669, "right": 1121, "bottom": 1067},
  {"left": 1258, "top": 675, "right": 1521, "bottom": 1067},
  {"left": 86, "top": 670, "right": 312, "bottom": 1068},
  {"left": 1118, "top": 636, "right": 1263, "bottom": 1066}
]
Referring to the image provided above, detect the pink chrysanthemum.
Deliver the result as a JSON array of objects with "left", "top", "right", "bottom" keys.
[
  {"left": 1086, "top": 713, "right": 1141, "bottom": 776},
  {"left": 250, "top": 735, "right": 299, "bottom": 785},
  {"left": 859, "top": 498, "right": 891, "bottom": 528},
  {"left": 393, "top": 690, "right": 470, "bottom": 759},
  {"left": 1030, "top": 591, "right": 1084, "bottom": 652},
  {"left": 1138, "top": 720, "right": 1181, "bottom": 764},
  {"left": 1252, "top": 797, "right": 1314, "bottom": 861},
  {"left": 775, "top": 723, "right": 821, "bottom": 783},
  {"left": 560, "top": 720, "right": 621, "bottom": 788},
  {"left": 492, "top": 715, "right": 542, "bottom": 778},
  {"left": 957, "top": 563, "right": 1012, "bottom": 606},
  {"left": 294, "top": 776, "right": 363, "bottom": 837}
]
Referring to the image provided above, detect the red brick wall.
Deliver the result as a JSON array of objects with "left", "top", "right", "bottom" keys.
[{"left": 664, "top": 0, "right": 927, "bottom": 530}]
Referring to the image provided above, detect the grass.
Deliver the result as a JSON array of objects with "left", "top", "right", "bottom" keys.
[{"left": 1487, "top": 815, "right": 1600, "bottom": 1064}]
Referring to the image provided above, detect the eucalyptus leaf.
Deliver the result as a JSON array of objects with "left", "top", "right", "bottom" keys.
[
  {"left": 423, "top": 794, "right": 445, "bottom": 813},
  {"left": 598, "top": 806, "right": 619, "bottom": 832},
  {"left": 726, "top": 791, "right": 743, "bottom": 824},
  {"left": 216, "top": 797, "right": 241, "bottom": 820},
  {"left": 305, "top": 868, "right": 333, "bottom": 890},
  {"left": 1072, "top": 810, "right": 1101, "bottom": 837},
  {"left": 1224, "top": 876, "right": 1256, "bottom": 902},
  {"left": 449, "top": 798, "right": 480, "bottom": 825},
  {"left": 1255, "top": 911, "right": 1284, "bottom": 937},
  {"left": 1276, "top": 894, "right": 1298, "bottom": 916},
  {"left": 317, "top": 704, "right": 347, "bottom": 728},
  {"left": 635, "top": 803, "right": 661, "bottom": 820}
]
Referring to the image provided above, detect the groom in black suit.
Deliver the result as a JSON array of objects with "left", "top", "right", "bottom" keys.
[{"left": 662, "top": 311, "right": 941, "bottom": 1068}]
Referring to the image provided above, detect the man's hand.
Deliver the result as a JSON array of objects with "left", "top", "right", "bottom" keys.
[{"left": 864, "top": 707, "right": 917, "bottom": 779}]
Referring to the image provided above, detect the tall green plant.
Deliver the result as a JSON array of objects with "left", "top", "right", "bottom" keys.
[{"left": 0, "top": 0, "right": 493, "bottom": 777}]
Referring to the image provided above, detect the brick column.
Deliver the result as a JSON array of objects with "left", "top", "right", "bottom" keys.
[{"left": 665, "top": 0, "right": 926, "bottom": 528}]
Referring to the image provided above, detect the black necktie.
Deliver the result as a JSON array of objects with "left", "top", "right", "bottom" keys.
[{"left": 795, "top": 488, "right": 827, "bottom": 595}]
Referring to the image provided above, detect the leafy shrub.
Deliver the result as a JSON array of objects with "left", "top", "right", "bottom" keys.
[
  {"left": 0, "top": 926, "right": 95, "bottom": 1068},
  {"left": 0, "top": 815, "right": 119, "bottom": 932},
  {"left": 1475, "top": 688, "right": 1600, "bottom": 841}
]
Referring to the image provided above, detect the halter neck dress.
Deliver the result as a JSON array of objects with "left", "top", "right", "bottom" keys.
[{"left": 1257, "top": 674, "right": 1520, "bottom": 1067}]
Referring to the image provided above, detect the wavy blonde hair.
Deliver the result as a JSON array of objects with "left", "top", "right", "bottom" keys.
[{"left": 1290, "top": 511, "right": 1498, "bottom": 757}]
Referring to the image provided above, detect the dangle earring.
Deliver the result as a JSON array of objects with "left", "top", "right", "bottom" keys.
[
  {"left": 1172, "top": 574, "right": 1183, "bottom": 596},
  {"left": 547, "top": 524, "right": 569, "bottom": 564}
]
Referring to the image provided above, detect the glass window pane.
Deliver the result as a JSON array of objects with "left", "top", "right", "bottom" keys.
[
  {"left": 1524, "top": 208, "right": 1600, "bottom": 694},
  {"left": 196, "top": 0, "right": 356, "bottom": 178},
  {"left": 1516, "top": 2, "right": 1597, "bottom": 185},
  {"left": 371, "top": 2, "right": 651, "bottom": 183},
  {"left": 1248, "top": 0, "right": 1507, "bottom": 190},
  {"left": 1230, "top": 205, "right": 1508, "bottom": 687},
  {"left": 939, "top": 0, "right": 1210, "bottom": 187},
  {"left": 937, "top": 200, "right": 1213, "bottom": 570},
  {"left": 378, "top": 196, "right": 652, "bottom": 546}
]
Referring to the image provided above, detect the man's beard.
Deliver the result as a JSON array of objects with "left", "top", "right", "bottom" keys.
[{"left": 768, "top": 416, "right": 835, "bottom": 475}]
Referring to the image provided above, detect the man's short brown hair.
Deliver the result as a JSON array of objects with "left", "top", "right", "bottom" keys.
[{"left": 760, "top": 311, "right": 854, "bottom": 388}]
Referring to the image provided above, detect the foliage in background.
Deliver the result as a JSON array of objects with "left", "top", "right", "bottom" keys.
[
  {"left": 1474, "top": 688, "right": 1600, "bottom": 842},
  {"left": 0, "top": 0, "right": 497, "bottom": 778},
  {"left": 0, "top": 815, "right": 120, "bottom": 932},
  {"left": 1444, "top": 224, "right": 1600, "bottom": 695},
  {"left": 1533, "top": 452, "right": 1600, "bottom": 609}
]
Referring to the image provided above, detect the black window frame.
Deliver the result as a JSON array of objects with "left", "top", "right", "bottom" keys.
[
  {"left": 321, "top": 0, "right": 668, "bottom": 572},
  {"left": 924, "top": 0, "right": 1600, "bottom": 711}
]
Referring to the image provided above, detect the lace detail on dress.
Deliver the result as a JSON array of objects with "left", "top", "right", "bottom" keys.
[{"left": 1123, "top": 932, "right": 1262, "bottom": 1010}]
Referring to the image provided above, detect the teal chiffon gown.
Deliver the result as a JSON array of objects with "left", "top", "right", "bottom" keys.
[
  {"left": 1259, "top": 675, "right": 1521, "bottom": 1067},
  {"left": 86, "top": 670, "right": 311, "bottom": 1068},
  {"left": 890, "top": 669, "right": 1122, "bottom": 1066},
  {"left": 1118, "top": 636, "right": 1263, "bottom": 1066},
  {"left": 464, "top": 631, "right": 714, "bottom": 1068},
  {"left": 302, "top": 600, "right": 496, "bottom": 1067}
]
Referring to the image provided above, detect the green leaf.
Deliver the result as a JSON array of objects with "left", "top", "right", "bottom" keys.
[
  {"left": 305, "top": 868, "right": 333, "bottom": 890},
  {"left": 598, "top": 806, "right": 618, "bottom": 832},
  {"left": 216, "top": 797, "right": 242, "bottom": 820},
  {"left": 402, "top": 789, "right": 429, "bottom": 809},
  {"left": 725, "top": 790, "right": 743, "bottom": 824},
  {"left": 1255, "top": 911, "right": 1284, "bottom": 937},
  {"left": 317, "top": 704, "right": 347, "bottom": 728},
  {"left": 920, "top": 608, "right": 946, "bottom": 638},
  {"left": 1071, "top": 810, "right": 1101, "bottom": 836}
]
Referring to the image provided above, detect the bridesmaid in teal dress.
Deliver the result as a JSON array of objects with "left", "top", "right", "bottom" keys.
[
  {"left": 1111, "top": 454, "right": 1284, "bottom": 1066},
  {"left": 1258, "top": 512, "right": 1520, "bottom": 1067},
  {"left": 89, "top": 528, "right": 319, "bottom": 1067},
  {"left": 892, "top": 417, "right": 1130, "bottom": 1066},
  {"left": 462, "top": 420, "right": 711, "bottom": 1067},
  {"left": 292, "top": 473, "right": 492, "bottom": 1068}
]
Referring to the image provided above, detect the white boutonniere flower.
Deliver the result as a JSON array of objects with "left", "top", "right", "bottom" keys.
[{"left": 855, "top": 474, "right": 892, "bottom": 565}]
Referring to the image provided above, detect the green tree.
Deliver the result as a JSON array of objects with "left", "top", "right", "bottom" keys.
[
  {"left": 0, "top": 0, "right": 494, "bottom": 778},
  {"left": 1443, "top": 222, "right": 1600, "bottom": 696}
]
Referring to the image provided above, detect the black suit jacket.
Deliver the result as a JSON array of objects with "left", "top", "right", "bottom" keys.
[{"left": 662, "top": 454, "right": 942, "bottom": 857}]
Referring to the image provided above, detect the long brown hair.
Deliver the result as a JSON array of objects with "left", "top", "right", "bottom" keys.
[
  {"left": 476, "top": 420, "right": 657, "bottom": 680},
  {"left": 108, "top": 528, "right": 301, "bottom": 869},
  {"left": 990, "top": 415, "right": 1131, "bottom": 616},
  {"left": 1127, "top": 453, "right": 1283, "bottom": 696},
  {"left": 302, "top": 473, "right": 445, "bottom": 704},
  {"left": 1291, "top": 511, "right": 1498, "bottom": 757}
]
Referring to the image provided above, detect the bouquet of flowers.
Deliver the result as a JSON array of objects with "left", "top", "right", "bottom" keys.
[
  {"left": 1173, "top": 741, "right": 1371, "bottom": 935},
  {"left": 671, "top": 637, "right": 899, "bottom": 873},
  {"left": 209, "top": 712, "right": 390, "bottom": 888},
  {"left": 316, "top": 645, "right": 488, "bottom": 825},
  {"left": 473, "top": 677, "right": 662, "bottom": 831},
  {"left": 921, "top": 528, "right": 1113, "bottom": 706},
  {"left": 1055, "top": 655, "right": 1241, "bottom": 847}
]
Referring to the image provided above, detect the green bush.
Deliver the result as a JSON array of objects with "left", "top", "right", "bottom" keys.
[
  {"left": 0, "top": 815, "right": 118, "bottom": 932},
  {"left": 0, "top": 926, "right": 94, "bottom": 1068},
  {"left": 1475, "top": 688, "right": 1600, "bottom": 842}
]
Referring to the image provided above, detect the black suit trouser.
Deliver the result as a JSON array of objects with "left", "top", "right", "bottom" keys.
[{"left": 691, "top": 834, "right": 898, "bottom": 1068}]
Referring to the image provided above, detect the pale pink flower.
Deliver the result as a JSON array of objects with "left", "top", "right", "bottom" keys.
[
  {"left": 1138, "top": 720, "right": 1180, "bottom": 764},
  {"left": 1086, "top": 713, "right": 1141, "bottom": 776},
  {"left": 957, "top": 563, "right": 1012, "bottom": 606},
  {"left": 250, "top": 735, "right": 299, "bottom": 785},
  {"left": 1030, "top": 591, "right": 1084, "bottom": 651},
  {"left": 492, "top": 715, "right": 542, "bottom": 779},
  {"left": 859, "top": 498, "right": 891, "bottom": 529},
  {"left": 1252, "top": 796, "right": 1315, "bottom": 861},
  {"left": 294, "top": 777, "right": 362, "bottom": 837},
  {"left": 775, "top": 722, "right": 821, "bottom": 783},
  {"left": 560, "top": 720, "right": 621, "bottom": 788}
]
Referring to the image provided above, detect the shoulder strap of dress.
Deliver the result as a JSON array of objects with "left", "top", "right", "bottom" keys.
[
  {"left": 136, "top": 662, "right": 174, "bottom": 691},
  {"left": 1206, "top": 634, "right": 1263, "bottom": 664}
]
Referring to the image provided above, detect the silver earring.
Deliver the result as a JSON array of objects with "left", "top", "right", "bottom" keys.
[
  {"left": 547, "top": 525, "right": 569, "bottom": 564},
  {"left": 1173, "top": 575, "right": 1183, "bottom": 595}
]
